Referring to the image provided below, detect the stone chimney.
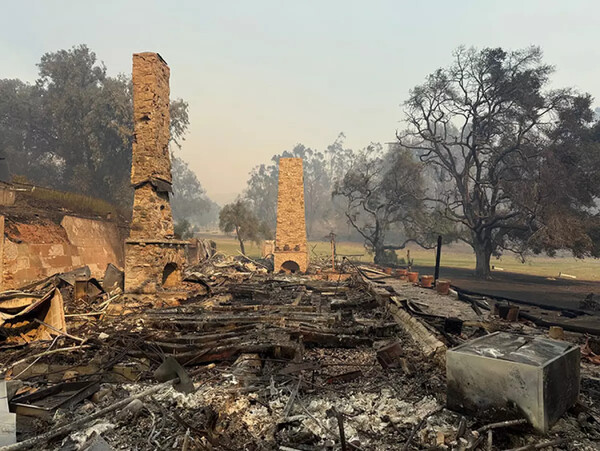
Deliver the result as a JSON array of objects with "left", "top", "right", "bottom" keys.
[
  {"left": 273, "top": 158, "right": 308, "bottom": 273},
  {"left": 124, "top": 53, "right": 187, "bottom": 294}
]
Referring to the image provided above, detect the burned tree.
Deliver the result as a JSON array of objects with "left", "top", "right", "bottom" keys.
[
  {"left": 333, "top": 144, "right": 428, "bottom": 264},
  {"left": 400, "top": 46, "right": 600, "bottom": 278}
]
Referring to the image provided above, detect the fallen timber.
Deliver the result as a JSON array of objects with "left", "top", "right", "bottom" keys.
[{"left": 0, "top": 262, "right": 598, "bottom": 450}]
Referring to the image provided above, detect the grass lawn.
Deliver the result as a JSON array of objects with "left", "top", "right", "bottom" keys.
[{"left": 197, "top": 232, "right": 600, "bottom": 281}]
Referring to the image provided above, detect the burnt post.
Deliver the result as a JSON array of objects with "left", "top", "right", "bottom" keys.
[
  {"left": 329, "top": 231, "right": 336, "bottom": 270},
  {"left": 434, "top": 235, "right": 442, "bottom": 283}
]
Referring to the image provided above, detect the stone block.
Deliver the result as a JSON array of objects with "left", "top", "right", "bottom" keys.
[
  {"left": 447, "top": 332, "right": 580, "bottom": 432},
  {"left": 0, "top": 412, "right": 16, "bottom": 446},
  {"left": 129, "top": 183, "right": 174, "bottom": 240},
  {"left": 48, "top": 244, "right": 65, "bottom": 257},
  {"left": 0, "top": 380, "right": 15, "bottom": 446},
  {"left": 0, "top": 381, "right": 8, "bottom": 411},
  {"left": 15, "top": 256, "right": 29, "bottom": 271}
]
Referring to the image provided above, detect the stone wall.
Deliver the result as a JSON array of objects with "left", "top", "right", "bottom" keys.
[
  {"left": 129, "top": 183, "right": 174, "bottom": 239},
  {"left": 274, "top": 158, "right": 308, "bottom": 273},
  {"left": 1, "top": 215, "right": 124, "bottom": 290}
]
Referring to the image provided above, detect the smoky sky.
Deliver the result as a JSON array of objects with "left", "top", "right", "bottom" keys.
[{"left": 1, "top": 0, "right": 599, "bottom": 204}]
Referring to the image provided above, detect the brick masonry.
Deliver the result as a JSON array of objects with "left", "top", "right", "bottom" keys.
[
  {"left": 274, "top": 158, "right": 308, "bottom": 273},
  {"left": 124, "top": 239, "right": 186, "bottom": 294},
  {"left": 124, "top": 52, "right": 187, "bottom": 294}
]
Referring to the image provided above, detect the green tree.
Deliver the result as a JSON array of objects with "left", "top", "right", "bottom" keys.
[
  {"left": 0, "top": 44, "right": 192, "bottom": 209},
  {"left": 0, "top": 79, "right": 53, "bottom": 186},
  {"left": 400, "top": 46, "right": 600, "bottom": 278},
  {"left": 171, "top": 157, "right": 218, "bottom": 227},
  {"left": 245, "top": 162, "right": 279, "bottom": 229},
  {"left": 219, "top": 199, "right": 269, "bottom": 254}
]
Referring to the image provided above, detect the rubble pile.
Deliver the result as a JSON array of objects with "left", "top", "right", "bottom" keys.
[{"left": 0, "top": 262, "right": 598, "bottom": 450}]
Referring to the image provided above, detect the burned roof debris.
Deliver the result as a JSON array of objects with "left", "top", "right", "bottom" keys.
[{"left": 0, "top": 257, "right": 598, "bottom": 450}]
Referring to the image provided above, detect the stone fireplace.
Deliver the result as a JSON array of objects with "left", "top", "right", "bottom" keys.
[
  {"left": 124, "top": 52, "right": 187, "bottom": 294},
  {"left": 273, "top": 158, "right": 308, "bottom": 273}
]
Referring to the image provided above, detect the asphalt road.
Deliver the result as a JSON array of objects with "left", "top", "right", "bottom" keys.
[{"left": 414, "top": 265, "right": 600, "bottom": 312}]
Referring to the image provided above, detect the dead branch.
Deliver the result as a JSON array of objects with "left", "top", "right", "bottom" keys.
[
  {"left": 0, "top": 378, "right": 177, "bottom": 451},
  {"left": 33, "top": 318, "right": 85, "bottom": 343},
  {"left": 503, "top": 437, "right": 568, "bottom": 451}
]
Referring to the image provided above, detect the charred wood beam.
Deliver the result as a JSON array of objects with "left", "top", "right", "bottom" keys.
[
  {"left": 128, "top": 341, "right": 301, "bottom": 366},
  {"left": 291, "top": 329, "right": 373, "bottom": 348}
]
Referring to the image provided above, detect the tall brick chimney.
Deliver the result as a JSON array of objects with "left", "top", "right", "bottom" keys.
[
  {"left": 273, "top": 158, "right": 308, "bottom": 273},
  {"left": 124, "top": 53, "right": 187, "bottom": 294}
]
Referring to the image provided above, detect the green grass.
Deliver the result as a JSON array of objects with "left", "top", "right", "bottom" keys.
[
  {"left": 199, "top": 232, "right": 600, "bottom": 281},
  {"left": 401, "top": 245, "right": 600, "bottom": 280}
]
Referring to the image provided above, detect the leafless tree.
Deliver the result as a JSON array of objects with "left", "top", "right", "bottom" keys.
[
  {"left": 333, "top": 144, "right": 432, "bottom": 264},
  {"left": 399, "top": 46, "right": 600, "bottom": 278}
]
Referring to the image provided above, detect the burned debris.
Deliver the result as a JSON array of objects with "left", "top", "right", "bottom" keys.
[
  {"left": 0, "top": 51, "right": 598, "bottom": 451},
  {"left": 0, "top": 260, "right": 598, "bottom": 450}
]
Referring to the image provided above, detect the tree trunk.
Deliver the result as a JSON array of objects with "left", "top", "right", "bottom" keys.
[
  {"left": 472, "top": 235, "right": 492, "bottom": 279},
  {"left": 373, "top": 243, "right": 385, "bottom": 265},
  {"left": 235, "top": 226, "right": 246, "bottom": 255}
]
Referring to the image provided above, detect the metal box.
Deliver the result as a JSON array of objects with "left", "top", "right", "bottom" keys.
[
  {"left": 0, "top": 382, "right": 15, "bottom": 446},
  {"left": 447, "top": 332, "right": 580, "bottom": 432}
]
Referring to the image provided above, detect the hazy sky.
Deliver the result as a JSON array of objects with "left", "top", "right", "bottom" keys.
[{"left": 1, "top": 1, "right": 599, "bottom": 204}]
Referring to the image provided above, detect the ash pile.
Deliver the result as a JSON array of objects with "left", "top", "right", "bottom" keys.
[{"left": 0, "top": 261, "right": 598, "bottom": 450}]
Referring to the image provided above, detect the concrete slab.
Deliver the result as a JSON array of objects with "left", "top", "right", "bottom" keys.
[
  {"left": 0, "top": 411, "right": 16, "bottom": 446},
  {"left": 0, "top": 381, "right": 7, "bottom": 412}
]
